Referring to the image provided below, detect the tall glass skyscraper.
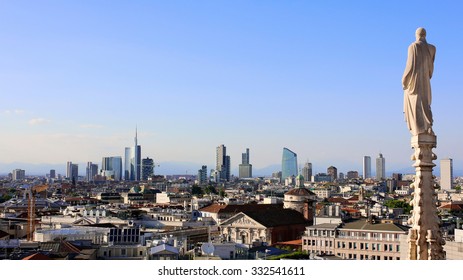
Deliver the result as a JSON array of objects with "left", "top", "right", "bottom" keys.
[
  {"left": 141, "top": 157, "right": 154, "bottom": 181},
  {"left": 102, "top": 156, "right": 123, "bottom": 181},
  {"left": 281, "top": 147, "right": 298, "bottom": 181},
  {"left": 363, "top": 156, "right": 371, "bottom": 179},
  {"left": 376, "top": 153, "right": 386, "bottom": 180},
  {"left": 216, "top": 144, "right": 230, "bottom": 182},
  {"left": 125, "top": 128, "right": 141, "bottom": 181}
]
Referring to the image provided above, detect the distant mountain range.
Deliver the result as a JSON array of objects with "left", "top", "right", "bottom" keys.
[{"left": 0, "top": 161, "right": 461, "bottom": 178}]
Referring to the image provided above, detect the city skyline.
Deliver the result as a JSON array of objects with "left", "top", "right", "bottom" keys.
[{"left": 1, "top": 2, "right": 463, "bottom": 176}]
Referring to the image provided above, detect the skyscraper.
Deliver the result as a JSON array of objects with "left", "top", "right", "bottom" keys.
[
  {"left": 141, "top": 157, "right": 154, "bottom": 181},
  {"left": 66, "top": 161, "right": 79, "bottom": 183},
  {"left": 124, "top": 128, "right": 141, "bottom": 181},
  {"left": 86, "top": 162, "right": 99, "bottom": 182},
  {"left": 239, "top": 148, "right": 252, "bottom": 178},
  {"left": 363, "top": 156, "right": 371, "bottom": 179},
  {"left": 102, "top": 157, "right": 123, "bottom": 181},
  {"left": 327, "top": 166, "right": 338, "bottom": 181},
  {"left": 440, "top": 158, "right": 453, "bottom": 190},
  {"left": 281, "top": 148, "right": 297, "bottom": 181},
  {"left": 216, "top": 144, "right": 230, "bottom": 182},
  {"left": 302, "top": 161, "right": 312, "bottom": 182},
  {"left": 376, "top": 153, "right": 386, "bottom": 180},
  {"left": 198, "top": 165, "right": 208, "bottom": 186},
  {"left": 12, "top": 169, "right": 25, "bottom": 181}
]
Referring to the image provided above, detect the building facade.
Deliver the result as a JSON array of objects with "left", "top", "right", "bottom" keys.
[
  {"left": 281, "top": 148, "right": 297, "bottom": 182},
  {"left": 141, "top": 157, "right": 154, "bottom": 180},
  {"left": 239, "top": 148, "right": 252, "bottom": 178},
  {"left": 440, "top": 158, "right": 453, "bottom": 190},
  {"left": 101, "top": 157, "right": 123, "bottom": 181},
  {"left": 86, "top": 162, "right": 98, "bottom": 182},
  {"left": 66, "top": 161, "right": 79, "bottom": 183},
  {"left": 125, "top": 129, "right": 141, "bottom": 181},
  {"left": 302, "top": 219, "right": 408, "bottom": 260},
  {"left": 302, "top": 161, "right": 312, "bottom": 183},
  {"left": 346, "top": 171, "right": 359, "bottom": 180},
  {"left": 376, "top": 153, "right": 386, "bottom": 181},
  {"left": 197, "top": 165, "right": 208, "bottom": 186},
  {"left": 12, "top": 169, "right": 25, "bottom": 181},
  {"left": 363, "top": 156, "right": 371, "bottom": 179},
  {"left": 216, "top": 144, "right": 230, "bottom": 182},
  {"left": 327, "top": 166, "right": 338, "bottom": 181}
]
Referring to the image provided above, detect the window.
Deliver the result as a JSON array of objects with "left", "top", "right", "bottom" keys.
[
  {"left": 396, "top": 245, "right": 400, "bottom": 252},
  {"left": 360, "top": 243, "right": 364, "bottom": 250}
]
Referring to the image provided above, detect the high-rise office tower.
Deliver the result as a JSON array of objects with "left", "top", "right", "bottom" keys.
[
  {"left": 141, "top": 157, "right": 154, "bottom": 181},
  {"left": 124, "top": 128, "right": 141, "bottom": 181},
  {"left": 66, "top": 161, "right": 79, "bottom": 183},
  {"left": 12, "top": 169, "right": 25, "bottom": 180},
  {"left": 327, "top": 166, "right": 338, "bottom": 181},
  {"left": 86, "top": 162, "right": 99, "bottom": 182},
  {"left": 363, "top": 156, "right": 371, "bottom": 179},
  {"left": 216, "top": 144, "right": 231, "bottom": 182},
  {"left": 101, "top": 157, "right": 122, "bottom": 181},
  {"left": 376, "top": 153, "right": 386, "bottom": 180},
  {"left": 198, "top": 165, "right": 208, "bottom": 186},
  {"left": 239, "top": 148, "right": 252, "bottom": 178},
  {"left": 440, "top": 158, "right": 453, "bottom": 190},
  {"left": 49, "top": 169, "right": 56, "bottom": 179},
  {"left": 281, "top": 148, "right": 298, "bottom": 181},
  {"left": 346, "top": 171, "right": 359, "bottom": 179},
  {"left": 302, "top": 161, "right": 312, "bottom": 182}
]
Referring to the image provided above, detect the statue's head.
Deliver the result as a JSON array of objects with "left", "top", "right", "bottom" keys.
[{"left": 415, "top": 27, "right": 426, "bottom": 40}]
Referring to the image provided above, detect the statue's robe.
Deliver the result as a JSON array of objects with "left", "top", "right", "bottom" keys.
[{"left": 402, "top": 39, "right": 436, "bottom": 136}]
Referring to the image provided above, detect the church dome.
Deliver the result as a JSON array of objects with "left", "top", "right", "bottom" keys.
[{"left": 285, "top": 187, "right": 315, "bottom": 197}]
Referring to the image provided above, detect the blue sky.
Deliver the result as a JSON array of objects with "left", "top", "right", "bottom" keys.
[{"left": 1, "top": 1, "right": 462, "bottom": 176}]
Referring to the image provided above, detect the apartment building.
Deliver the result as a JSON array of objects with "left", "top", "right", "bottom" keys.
[{"left": 302, "top": 218, "right": 408, "bottom": 260}]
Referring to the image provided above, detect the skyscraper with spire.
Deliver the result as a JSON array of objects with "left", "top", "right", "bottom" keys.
[{"left": 124, "top": 127, "right": 141, "bottom": 181}]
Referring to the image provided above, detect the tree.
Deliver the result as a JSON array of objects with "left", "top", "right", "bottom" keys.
[
  {"left": 384, "top": 199, "right": 412, "bottom": 214},
  {"left": 205, "top": 185, "right": 218, "bottom": 195},
  {"left": 191, "top": 185, "right": 203, "bottom": 196}
]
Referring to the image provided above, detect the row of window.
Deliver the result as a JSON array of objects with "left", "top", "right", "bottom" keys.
[
  {"left": 337, "top": 241, "right": 399, "bottom": 252},
  {"left": 304, "top": 239, "right": 400, "bottom": 252},
  {"left": 307, "top": 250, "right": 400, "bottom": 260},
  {"left": 341, "top": 253, "right": 400, "bottom": 260},
  {"left": 337, "top": 231, "right": 401, "bottom": 241}
]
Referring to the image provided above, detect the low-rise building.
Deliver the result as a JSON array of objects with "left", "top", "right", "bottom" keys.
[{"left": 302, "top": 218, "right": 408, "bottom": 260}]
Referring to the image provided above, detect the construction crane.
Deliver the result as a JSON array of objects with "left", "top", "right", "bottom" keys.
[{"left": 26, "top": 184, "right": 48, "bottom": 241}]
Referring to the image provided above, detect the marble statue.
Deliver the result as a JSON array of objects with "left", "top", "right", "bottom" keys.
[{"left": 402, "top": 27, "right": 436, "bottom": 136}]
